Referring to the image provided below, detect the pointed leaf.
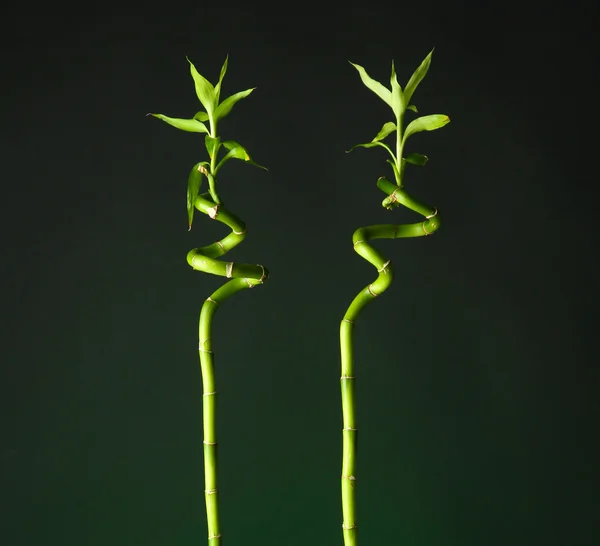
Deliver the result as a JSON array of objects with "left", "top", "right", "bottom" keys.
[
  {"left": 187, "top": 162, "right": 205, "bottom": 230},
  {"left": 187, "top": 57, "right": 216, "bottom": 114},
  {"left": 373, "top": 121, "right": 397, "bottom": 142},
  {"left": 404, "top": 49, "right": 434, "bottom": 105},
  {"left": 349, "top": 61, "right": 392, "bottom": 108},
  {"left": 386, "top": 158, "right": 401, "bottom": 184},
  {"left": 148, "top": 113, "right": 209, "bottom": 133},
  {"left": 205, "top": 135, "right": 221, "bottom": 159},
  {"left": 214, "top": 55, "right": 229, "bottom": 103},
  {"left": 194, "top": 111, "right": 209, "bottom": 122},
  {"left": 407, "top": 104, "right": 418, "bottom": 113},
  {"left": 214, "top": 88, "right": 255, "bottom": 122},
  {"left": 222, "top": 140, "right": 249, "bottom": 159},
  {"left": 215, "top": 140, "right": 267, "bottom": 173},
  {"left": 403, "top": 114, "right": 450, "bottom": 142},
  {"left": 346, "top": 140, "right": 396, "bottom": 161},
  {"left": 390, "top": 60, "right": 405, "bottom": 118},
  {"left": 404, "top": 152, "right": 429, "bottom": 166}
]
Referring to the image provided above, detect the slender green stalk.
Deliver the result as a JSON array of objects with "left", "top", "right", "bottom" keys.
[
  {"left": 149, "top": 56, "right": 267, "bottom": 546},
  {"left": 340, "top": 179, "right": 440, "bottom": 546},
  {"left": 343, "top": 50, "right": 449, "bottom": 545},
  {"left": 188, "top": 191, "right": 268, "bottom": 545}
]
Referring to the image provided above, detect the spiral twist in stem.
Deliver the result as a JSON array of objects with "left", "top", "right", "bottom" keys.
[
  {"left": 187, "top": 191, "right": 268, "bottom": 546},
  {"left": 339, "top": 176, "right": 440, "bottom": 546}
]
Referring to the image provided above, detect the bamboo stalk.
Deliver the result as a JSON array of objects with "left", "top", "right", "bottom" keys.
[
  {"left": 342, "top": 49, "right": 449, "bottom": 545},
  {"left": 188, "top": 193, "right": 267, "bottom": 545},
  {"left": 340, "top": 179, "right": 440, "bottom": 546},
  {"left": 150, "top": 55, "right": 268, "bottom": 546}
]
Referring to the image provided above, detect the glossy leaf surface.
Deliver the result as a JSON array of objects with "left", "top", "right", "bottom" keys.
[
  {"left": 390, "top": 61, "right": 405, "bottom": 118},
  {"left": 404, "top": 152, "right": 429, "bottom": 166},
  {"left": 404, "top": 49, "right": 434, "bottom": 105},
  {"left": 149, "top": 113, "right": 209, "bottom": 133},
  {"left": 214, "top": 88, "right": 255, "bottom": 122},
  {"left": 349, "top": 62, "right": 392, "bottom": 108},
  {"left": 187, "top": 162, "right": 206, "bottom": 229},
  {"left": 403, "top": 114, "right": 450, "bottom": 142},
  {"left": 187, "top": 57, "right": 216, "bottom": 114}
]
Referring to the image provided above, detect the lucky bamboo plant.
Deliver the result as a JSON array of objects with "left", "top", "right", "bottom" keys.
[
  {"left": 148, "top": 56, "right": 268, "bottom": 546},
  {"left": 340, "top": 49, "right": 450, "bottom": 546}
]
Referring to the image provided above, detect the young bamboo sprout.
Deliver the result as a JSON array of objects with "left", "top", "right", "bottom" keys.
[
  {"left": 148, "top": 56, "right": 268, "bottom": 546},
  {"left": 341, "top": 49, "right": 450, "bottom": 546}
]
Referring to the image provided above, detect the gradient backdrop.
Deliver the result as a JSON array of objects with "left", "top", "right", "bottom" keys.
[{"left": 2, "top": 6, "right": 598, "bottom": 546}]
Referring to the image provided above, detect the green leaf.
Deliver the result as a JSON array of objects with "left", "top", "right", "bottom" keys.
[
  {"left": 407, "top": 104, "right": 418, "bottom": 113},
  {"left": 194, "top": 111, "right": 209, "bottom": 122},
  {"left": 215, "top": 140, "right": 267, "bottom": 173},
  {"left": 148, "top": 113, "right": 209, "bottom": 133},
  {"left": 205, "top": 135, "right": 221, "bottom": 159},
  {"left": 404, "top": 152, "right": 429, "bottom": 166},
  {"left": 386, "top": 158, "right": 401, "bottom": 184},
  {"left": 349, "top": 61, "right": 392, "bottom": 108},
  {"left": 187, "top": 57, "right": 216, "bottom": 115},
  {"left": 373, "top": 121, "right": 397, "bottom": 142},
  {"left": 187, "top": 162, "right": 206, "bottom": 230},
  {"left": 346, "top": 140, "right": 396, "bottom": 161},
  {"left": 390, "top": 60, "right": 405, "bottom": 118},
  {"left": 214, "top": 88, "right": 255, "bottom": 122},
  {"left": 214, "top": 55, "right": 229, "bottom": 103},
  {"left": 404, "top": 49, "right": 434, "bottom": 105},
  {"left": 222, "top": 140, "right": 249, "bottom": 158},
  {"left": 403, "top": 114, "right": 450, "bottom": 142}
]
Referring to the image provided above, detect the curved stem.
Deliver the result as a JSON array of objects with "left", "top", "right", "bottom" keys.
[
  {"left": 339, "top": 176, "right": 441, "bottom": 546},
  {"left": 187, "top": 191, "right": 268, "bottom": 546}
]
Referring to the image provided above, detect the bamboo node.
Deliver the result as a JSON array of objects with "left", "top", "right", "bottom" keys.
[
  {"left": 208, "top": 204, "right": 219, "bottom": 219},
  {"left": 205, "top": 489, "right": 218, "bottom": 495},
  {"left": 342, "top": 523, "right": 358, "bottom": 530},
  {"left": 342, "top": 427, "right": 357, "bottom": 431},
  {"left": 340, "top": 375, "right": 355, "bottom": 379},
  {"left": 206, "top": 297, "right": 218, "bottom": 305},
  {"left": 422, "top": 221, "right": 431, "bottom": 235},
  {"left": 389, "top": 188, "right": 399, "bottom": 202},
  {"left": 226, "top": 261, "right": 234, "bottom": 278},
  {"left": 203, "top": 441, "right": 218, "bottom": 445},
  {"left": 203, "top": 391, "right": 217, "bottom": 396},
  {"left": 199, "top": 348, "right": 213, "bottom": 353},
  {"left": 208, "top": 533, "right": 222, "bottom": 539},
  {"left": 244, "top": 278, "right": 254, "bottom": 288},
  {"left": 233, "top": 228, "right": 247, "bottom": 235},
  {"left": 258, "top": 264, "right": 266, "bottom": 282},
  {"left": 353, "top": 239, "right": 364, "bottom": 247},
  {"left": 367, "top": 284, "right": 379, "bottom": 297},
  {"left": 377, "top": 260, "right": 391, "bottom": 273},
  {"left": 342, "top": 318, "right": 354, "bottom": 324},
  {"left": 216, "top": 240, "right": 225, "bottom": 252},
  {"left": 426, "top": 207, "right": 438, "bottom": 219}
]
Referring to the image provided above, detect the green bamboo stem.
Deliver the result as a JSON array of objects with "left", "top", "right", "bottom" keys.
[
  {"left": 340, "top": 176, "right": 440, "bottom": 546},
  {"left": 187, "top": 191, "right": 268, "bottom": 546}
]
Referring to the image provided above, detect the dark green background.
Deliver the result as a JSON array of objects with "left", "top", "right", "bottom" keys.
[{"left": 2, "top": 5, "right": 597, "bottom": 546}]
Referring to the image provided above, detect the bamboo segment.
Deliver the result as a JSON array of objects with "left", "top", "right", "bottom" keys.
[
  {"left": 339, "top": 177, "right": 441, "bottom": 546},
  {"left": 188, "top": 191, "right": 268, "bottom": 546}
]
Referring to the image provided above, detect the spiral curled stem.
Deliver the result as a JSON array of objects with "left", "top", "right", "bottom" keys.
[
  {"left": 339, "top": 176, "right": 440, "bottom": 546},
  {"left": 187, "top": 191, "right": 268, "bottom": 546}
]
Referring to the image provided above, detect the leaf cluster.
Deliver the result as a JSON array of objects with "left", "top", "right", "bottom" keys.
[
  {"left": 148, "top": 57, "right": 266, "bottom": 228},
  {"left": 347, "top": 49, "right": 450, "bottom": 186}
]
